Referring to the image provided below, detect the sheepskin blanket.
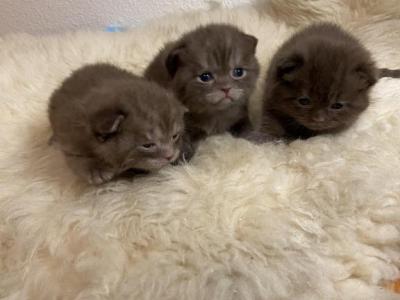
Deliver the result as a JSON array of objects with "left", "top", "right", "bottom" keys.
[{"left": 1, "top": 1, "right": 400, "bottom": 299}]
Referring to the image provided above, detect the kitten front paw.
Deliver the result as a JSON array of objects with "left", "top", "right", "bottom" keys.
[
  {"left": 88, "top": 168, "right": 115, "bottom": 185},
  {"left": 180, "top": 147, "right": 195, "bottom": 163},
  {"left": 242, "top": 130, "right": 276, "bottom": 144},
  {"left": 175, "top": 141, "right": 196, "bottom": 164}
]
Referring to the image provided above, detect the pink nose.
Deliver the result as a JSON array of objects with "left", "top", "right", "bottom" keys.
[
  {"left": 312, "top": 112, "right": 326, "bottom": 122},
  {"left": 165, "top": 154, "right": 174, "bottom": 161},
  {"left": 221, "top": 88, "right": 231, "bottom": 95},
  {"left": 163, "top": 149, "right": 175, "bottom": 161}
]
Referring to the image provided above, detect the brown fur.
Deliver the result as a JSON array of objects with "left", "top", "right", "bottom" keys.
[
  {"left": 379, "top": 68, "right": 400, "bottom": 78},
  {"left": 49, "top": 64, "right": 186, "bottom": 184},
  {"left": 259, "top": 22, "right": 379, "bottom": 140},
  {"left": 145, "top": 24, "right": 260, "bottom": 157}
]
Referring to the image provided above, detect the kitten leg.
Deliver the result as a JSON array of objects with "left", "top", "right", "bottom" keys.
[
  {"left": 260, "top": 111, "right": 287, "bottom": 138},
  {"left": 175, "top": 133, "right": 197, "bottom": 163},
  {"left": 175, "top": 125, "right": 208, "bottom": 163},
  {"left": 64, "top": 155, "right": 116, "bottom": 185},
  {"left": 89, "top": 168, "right": 115, "bottom": 185},
  {"left": 237, "top": 111, "right": 289, "bottom": 144},
  {"left": 229, "top": 115, "right": 253, "bottom": 137},
  {"left": 241, "top": 130, "right": 277, "bottom": 144}
]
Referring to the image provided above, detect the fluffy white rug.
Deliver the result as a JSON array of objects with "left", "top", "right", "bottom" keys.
[{"left": 1, "top": 0, "right": 400, "bottom": 299}]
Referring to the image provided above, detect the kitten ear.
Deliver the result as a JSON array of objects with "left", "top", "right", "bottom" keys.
[
  {"left": 354, "top": 63, "right": 377, "bottom": 90},
  {"left": 243, "top": 34, "right": 258, "bottom": 53},
  {"left": 92, "top": 110, "right": 125, "bottom": 142},
  {"left": 166, "top": 44, "right": 186, "bottom": 78},
  {"left": 276, "top": 54, "right": 304, "bottom": 82}
]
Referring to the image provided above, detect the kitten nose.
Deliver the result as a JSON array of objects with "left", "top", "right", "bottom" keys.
[
  {"left": 221, "top": 87, "right": 231, "bottom": 95},
  {"left": 163, "top": 148, "right": 175, "bottom": 161},
  {"left": 312, "top": 111, "right": 326, "bottom": 122}
]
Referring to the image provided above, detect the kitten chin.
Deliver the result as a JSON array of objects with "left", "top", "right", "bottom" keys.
[
  {"left": 145, "top": 23, "right": 260, "bottom": 153},
  {"left": 257, "top": 22, "right": 388, "bottom": 141},
  {"left": 48, "top": 63, "right": 186, "bottom": 185}
]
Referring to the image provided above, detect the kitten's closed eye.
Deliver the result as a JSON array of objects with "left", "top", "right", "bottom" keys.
[
  {"left": 330, "top": 102, "right": 345, "bottom": 110},
  {"left": 172, "top": 133, "right": 180, "bottom": 141},
  {"left": 138, "top": 143, "right": 157, "bottom": 151}
]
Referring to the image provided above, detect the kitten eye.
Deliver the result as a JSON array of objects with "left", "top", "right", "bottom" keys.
[
  {"left": 198, "top": 72, "right": 214, "bottom": 83},
  {"left": 172, "top": 133, "right": 180, "bottom": 141},
  {"left": 231, "top": 67, "right": 246, "bottom": 79},
  {"left": 139, "top": 143, "right": 156, "bottom": 150},
  {"left": 297, "top": 96, "right": 311, "bottom": 106},
  {"left": 330, "top": 102, "right": 344, "bottom": 110}
]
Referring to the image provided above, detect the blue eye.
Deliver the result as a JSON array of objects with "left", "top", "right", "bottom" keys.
[
  {"left": 232, "top": 67, "right": 246, "bottom": 78},
  {"left": 198, "top": 72, "right": 213, "bottom": 82}
]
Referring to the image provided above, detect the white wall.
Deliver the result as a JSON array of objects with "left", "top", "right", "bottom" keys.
[{"left": 0, "top": 0, "right": 253, "bottom": 36}]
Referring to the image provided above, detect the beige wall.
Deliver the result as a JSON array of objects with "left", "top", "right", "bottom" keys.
[{"left": 0, "top": 0, "right": 252, "bottom": 36}]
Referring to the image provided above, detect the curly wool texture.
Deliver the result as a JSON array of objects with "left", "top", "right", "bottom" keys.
[{"left": 1, "top": 1, "right": 400, "bottom": 299}]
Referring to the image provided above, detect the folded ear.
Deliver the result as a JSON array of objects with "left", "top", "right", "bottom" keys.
[
  {"left": 276, "top": 53, "right": 304, "bottom": 82},
  {"left": 354, "top": 63, "right": 377, "bottom": 90},
  {"left": 166, "top": 44, "right": 186, "bottom": 78},
  {"left": 91, "top": 109, "right": 125, "bottom": 142},
  {"left": 243, "top": 33, "right": 258, "bottom": 54}
]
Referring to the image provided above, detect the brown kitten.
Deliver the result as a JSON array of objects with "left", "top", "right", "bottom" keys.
[
  {"left": 49, "top": 63, "right": 186, "bottom": 185},
  {"left": 145, "top": 24, "right": 260, "bottom": 159},
  {"left": 257, "top": 22, "right": 395, "bottom": 141}
]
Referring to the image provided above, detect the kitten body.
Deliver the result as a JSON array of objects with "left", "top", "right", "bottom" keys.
[
  {"left": 258, "top": 22, "right": 391, "bottom": 141},
  {"left": 49, "top": 64, "right": 186, "bottom": 184},
  {"left": 145, "top": 24, "right": 260, "bottom": 157}
]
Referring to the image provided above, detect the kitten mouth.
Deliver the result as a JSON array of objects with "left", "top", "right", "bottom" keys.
[
  {"left": 214, "top": 97, "right": 234, "bottom": 106},
  {"left": 154, "top": 151, "right": 180, "bottom": 167},
  {"left": 307, "top": 122, "right": 337, "bottom": 131}
]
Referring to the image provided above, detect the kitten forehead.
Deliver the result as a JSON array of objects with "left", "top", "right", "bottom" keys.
[
  {"left": 182, "top": 24, "right": 256, "bottom": 69},
  {"left": 275, "top": 23, "right": 376, "bottom": 100},
  {"left": 82, "top": 73, "right": 183, "bottom": 143}
]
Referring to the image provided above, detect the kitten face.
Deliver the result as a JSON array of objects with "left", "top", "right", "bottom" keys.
[
  {"left": 271, "top": 56, "right": 373, "bottom": 132},
  {"left": 166, "top": 24, "right": 260, "bottom": 113},
  {"left": 85, "top": 83, "right": 186, "bottom": 172},
  {"left": 265, "top": 23, "right": 377, "bottom": 134},
  {"left": 49, "top": 65, "right": 186, "bottom": 184}
]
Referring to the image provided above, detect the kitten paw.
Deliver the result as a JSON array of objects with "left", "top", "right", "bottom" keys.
[
  {"left": 242, "top": 130, "right": 276, "bottom": 144},
  {"left": 88, "top": 169, "right": 115, "bottom": 185},
  {"left": 175, "top": 144, "right": 196, "bottom": 164}
]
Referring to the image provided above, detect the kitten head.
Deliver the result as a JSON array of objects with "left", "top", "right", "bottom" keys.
[
  {"left": 267, "top": 31, "right": 377, "bottom": 132},
  {"left": 90, "top": 80, "right": 186, "bottom": 172},
  {"left": 54, "top": 79, "right": 186, "bottom": 173},
  {"left": 165, "top": 24, "right": 260, "bottom": 113}
]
